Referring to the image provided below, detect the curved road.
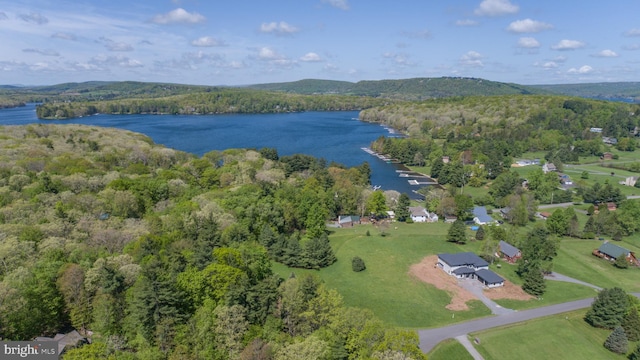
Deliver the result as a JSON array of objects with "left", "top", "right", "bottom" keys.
[{"left": 418, "top": 273, "right": 640, "bottom": 354}]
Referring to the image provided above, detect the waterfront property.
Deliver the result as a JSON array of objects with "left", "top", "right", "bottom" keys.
[{"left": 409, "top": 206, "right": 438, "bottom": 223}]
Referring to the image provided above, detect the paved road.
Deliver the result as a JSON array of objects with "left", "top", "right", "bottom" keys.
[{"left": 418, "top": 298, "right": 596, "bottom": 353}]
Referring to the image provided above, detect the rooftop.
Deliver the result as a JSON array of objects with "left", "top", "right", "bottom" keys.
[{"left": 438, "top": 252, "right": 489, "bottom": 268}]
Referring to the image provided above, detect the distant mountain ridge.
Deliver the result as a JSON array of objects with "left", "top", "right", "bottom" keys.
[
  {"left": 1, "top": 77, "right": 639, "bottom": 103},
  {"left": 246, "top": 77, "right": 549, "bottom": 100}
]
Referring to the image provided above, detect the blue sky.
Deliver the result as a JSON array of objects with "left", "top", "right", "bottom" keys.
[{"left": 1, "top": 0, "right": 639, "bottom": 86}]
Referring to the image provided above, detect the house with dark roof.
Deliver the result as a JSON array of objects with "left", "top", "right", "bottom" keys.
[
  {"left": 593, "top": 242, "right": 639, "bottom": 266},
  {"left": 475, "top": 269, "right": 506, "bottom": 288},
  {"left": 472, "top": 206, "right": 495, "bottom": 225},
  {"left": 498, "top": 240, "right": 522, "bottom": 263},
  {"left": 437, "top": 252, "right": 504, "bottom": 287},
  {"left": 35, "top": 330, "right": 88, "bottom": 355}
]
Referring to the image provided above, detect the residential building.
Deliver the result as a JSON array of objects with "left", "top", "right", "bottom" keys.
[
  {"left": 498, "top": 240, "right": 522, "bottom": 263},
  {"left": 593, "top": 242, "right": 639, "bottom": 266},
  {"left": 437, "top": 252, "right": 504, "bottom": 287},
  {"left": 542, "top": 162, "right": 557, "bottom": 174},
  {"left": 472, "top": 206, "right": 495, "bottom": 225}
]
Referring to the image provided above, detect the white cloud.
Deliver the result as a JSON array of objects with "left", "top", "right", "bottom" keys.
[
  {"left": 300, "top": 52, "right": 322, "bottom": 62},
  {"left": 568, "top": 65, "right": 593, "bottom": 74},
  {"left": 551, "top": 39, "right": 585, "bottom": 51},
  {"left": 0, "top": 12, "right": 7, "bottom": 20},
  {"left": 99, "top": 37, "right": 134, "bottom": 52},
  {"left": 474, "top": 0, "right": 519, "bottom": 17},
  {"left": 259, "top": 21, "right": 299, "bottom": 36},
  {"left": 507, "top": 19, "right": 553, "bottom": 33},
  {"left": 91, "top": 54, "right": 144, "bottom": 68},
  {"left": 258, "top": 47, "right": 284, "bottom": 60},
  {"left": 19, "top": 12, "right": 49, "bottom": 25},
  {"left": 534, "top": 61, "right": 558, "bottom": 69},
  {"left": 151, "top": 8, "right": 205, "bottom": 24},
  {"left": 455, "top": 19, "right": 479, "bottom": 26},
  {"left": 624, "top": 44, "right": 640, "bottom": 51},
  {"left": 459, "top": 51, "right": 484, "bottom": 67},
  {"left": 592, "top": 49, "right": 618, "bottom": 58},
  {"left": 625, "top": 29, "right": 640, "bottom": 37},
  {"left": 517, "top": 37, "right": 540, "bottom": 48},
  {"left": 22, "top": 48, "right": 60, "bottom": 56},
  {"left": 51, "top": 32, "right": 77, "bottom": 41},
  {"left": 191, "top": 36, "right": 224, "bottom": 47},
  {"left": 382, "top": 52, "right": 414, "bottom": 67},
  {"left": 322, "top": 0, "right": 350, "bottom": 10}
]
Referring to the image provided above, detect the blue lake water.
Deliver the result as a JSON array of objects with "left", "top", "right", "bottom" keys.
[{"left": 0, "top": 104, "right": 427, "bottom": 198}]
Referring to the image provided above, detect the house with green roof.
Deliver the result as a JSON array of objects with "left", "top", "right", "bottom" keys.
[{"left": 593, "top": 242, "right": 639, "bottom": 266}]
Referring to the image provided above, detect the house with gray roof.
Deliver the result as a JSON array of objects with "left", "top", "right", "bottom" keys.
[
  {"left": 437, "top": 252, "right": 504, "bottom": 287},
  {"left": 498, "top": 240, "right": 522, "bottom": 263},
  {"left": 472, "top": 206, "right": 495, "bottom": 225},
  {"left": 338, "top": 215, "right": 360, "bottom": 228},
  {"left": 593, "top": 242, "right": 639, "bottom": 266},
  {"left": 409, "top": 206, "right": 438, "bottom": 223}
]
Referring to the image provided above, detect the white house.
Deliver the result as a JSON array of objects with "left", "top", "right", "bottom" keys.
[
  {"left": 624, "top": 176, "right": 639, "bottom": 187},
  {"left": 409, "top": 206, "right": 438, "bottom": 222}
]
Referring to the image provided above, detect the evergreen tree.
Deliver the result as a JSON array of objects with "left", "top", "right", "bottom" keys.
[
  {"left": 446, "top": 219, "right": 467, "bottom": 244},
  {"left": 475, "top": 226, "right": 485, "bottom": 241},
  {"left": 585, "top": 287, "right": 630, "bottom": 329},
  {"left": 430, "top": 157, "right": 444, "bottom": 179},
  {"left": 630, "top": 343, "right": 640, "bottom": 360},
  {"left": 352, "top": 256, "right": 366, "bottom": 272},
  {"left": 521, "top": 267, "right": 546, "bottom": 296},
  {"left": 604, "top": 326, "right": 628, "bottom": 354},
  {"left": 302, "top": 233, "right": 336, "bottom": 269},
  {"left": 395, "top": 193, "right": 411, "bottom": 222},
  {"left": 622, "top": 307, "right": 640, "bottom": 342}
]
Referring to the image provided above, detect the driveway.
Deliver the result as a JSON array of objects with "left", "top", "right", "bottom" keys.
[
  {"left": 457, "top": 278, "right": 515, "bottom": 316},
  {"left": 418, "top": 272, "right": 639, "bottom": 354}
]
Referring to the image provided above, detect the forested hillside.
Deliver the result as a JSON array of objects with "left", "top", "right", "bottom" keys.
[
  {"left": 35, "top": 89, "right": 392, "bottom": 119},
  {"left": 0, "top": 124, "right": 424, "bottom": 359},
  {"left": 531, "top": 82, "right": 640, "bottom": 102},
  {"left": 248, "top": 77, "right": 546, "bottom": 100}
]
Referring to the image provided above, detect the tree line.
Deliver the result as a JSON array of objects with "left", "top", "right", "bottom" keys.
[{"left": 0, "top": 124, "right": 425, "bottom": 359}]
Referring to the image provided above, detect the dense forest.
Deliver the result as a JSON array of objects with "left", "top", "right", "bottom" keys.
[
  {"left": 35, "top": 89, "right": 392, "bottom": 119},
  {"left": 0, "top": 124, "right": 424, "bottom": 359}
]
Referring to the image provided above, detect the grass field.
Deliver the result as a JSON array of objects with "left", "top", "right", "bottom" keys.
[
  {"left": 270, "top": 221, "right": 631, "bottom": 329},
  {"left": 273, "top": 222, "right": 493, "bottom": 328},
  {"left": 490, "top": 262, "right": 599, "bottom": 310},
  {"left": 471, "top": 310, "right": 633, "bottom": 360},
  {"left": 428, "top": 339, "right": 474, "bottom": 360},
  {"left": 553, "top": 238, "right": 640, "bottom": 292}
]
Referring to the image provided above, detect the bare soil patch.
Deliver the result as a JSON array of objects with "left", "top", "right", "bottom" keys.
[{"left": 408, "top": 255, "right": 533, "bottom": 311}]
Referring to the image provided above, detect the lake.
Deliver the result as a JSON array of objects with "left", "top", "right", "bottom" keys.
[{"left": 0, "top": 104, "right": 428, "bottom": 198}]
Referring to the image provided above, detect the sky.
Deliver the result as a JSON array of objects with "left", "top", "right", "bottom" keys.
[{"left": 1, "top": 0, "right": 640, "bottom": 86}]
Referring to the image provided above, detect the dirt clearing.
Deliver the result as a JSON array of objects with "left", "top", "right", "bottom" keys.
[{"left": 408, "top": 255, "right": 533, "bottom": 311}]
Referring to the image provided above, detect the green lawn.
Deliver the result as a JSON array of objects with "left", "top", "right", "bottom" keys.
[
  {"left": 554, "top": 238, "right": 640, "bottom": 292},
  {"left": 489, "top": 262, "right": 599, "bottom": 310},
  {"left": 273, "top": 222, "right": 493, "bottom": 328},
  {"left": 471, "top": 310, "right": 632, "bottom": 360},
  {"left": 428, "top": 338, "right": 474, "bottom": 360}
]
